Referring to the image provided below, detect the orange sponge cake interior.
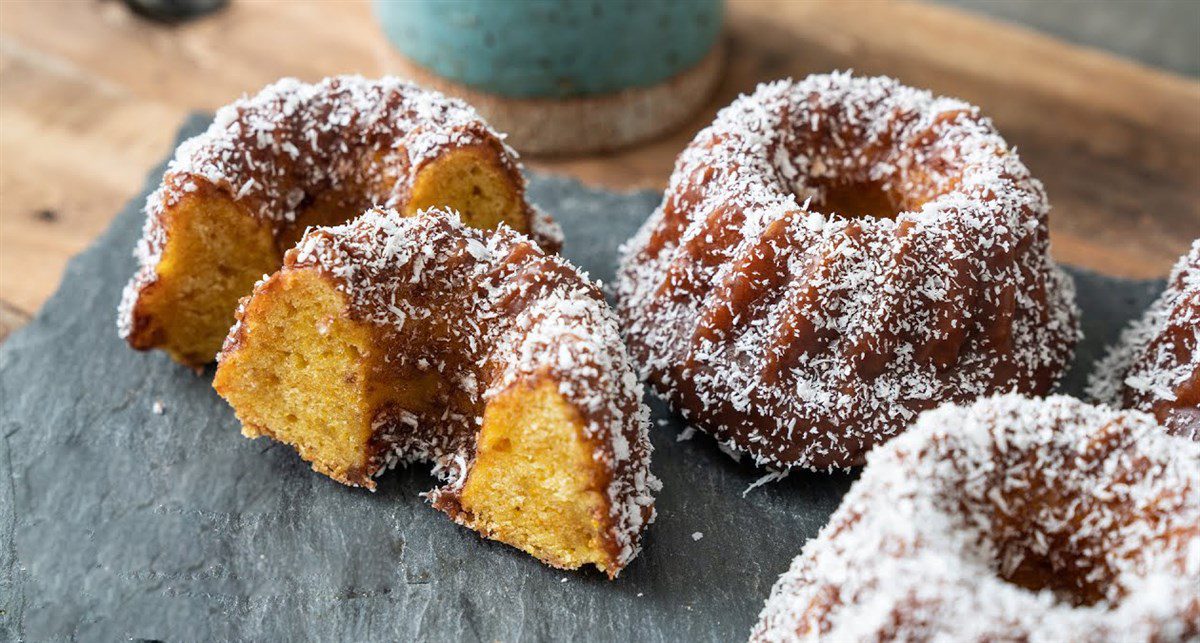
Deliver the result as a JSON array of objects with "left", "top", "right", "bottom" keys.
[
  {"left": 213, "top": 209, "right": 656, "bottom": 577},
  {"left": 119, "top": 76, "right": 559, "bottom": 367}
]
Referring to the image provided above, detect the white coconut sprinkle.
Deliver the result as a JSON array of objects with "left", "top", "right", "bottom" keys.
[
  {"left": 752, "top": 394, "right": 1200, "bottom": 642},
  {"left": 616, "top": 73, "right": 1080, "bottom": 471},
  {"left": 118, "top": 76, "right": 534, "bottom": 342},
  {"left": 1087, "top": 239, "right": 1200, "bottom": 440},
  {"left": 232, "top": 208, "right": 660, "bottom": 574}
]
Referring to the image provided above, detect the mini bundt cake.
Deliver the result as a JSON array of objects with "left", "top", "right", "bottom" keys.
[
  {"left": 1088, "top": 239, "right": 1200, "bottom": 440},
  {"left": 616, "top": 73, "right": 1079, "bottom": 470},
  {"left": 752, "top": 394, "right": 1200, "bottom": 642},
  {"left": 119, "top": 76, "right": 559, "bottom": 367},
  {"left": 212, "top": 208, "right": 658, "bottom": 577}
]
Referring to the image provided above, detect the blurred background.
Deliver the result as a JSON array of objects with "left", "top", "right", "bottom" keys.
[
  {"left": 1, "top": 0, "right": 1198, "bottom": 340},
  {"left": 942, "top": 0, "right": 1199, "bottom": 77}
]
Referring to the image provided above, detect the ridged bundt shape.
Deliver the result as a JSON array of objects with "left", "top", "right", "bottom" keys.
[
  {"left": 119, "top": 75, "right": 559, "bottom": 367},
  {"left": 616, "top": 73, "right": 1080, "bottom": 470},
  {"left": 752, "top": 394, "right": 1200, "bottom": 642},
  {"left": 212, "top": 209, "right": 657, "bottom": 577},
  {"left": 1088, "top": 239, "right": 1200, "bottom": 439}
]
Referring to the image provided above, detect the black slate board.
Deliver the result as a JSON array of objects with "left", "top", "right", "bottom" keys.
[{"left": 0, "top": 115, "right": 1166, "bottom": 641}]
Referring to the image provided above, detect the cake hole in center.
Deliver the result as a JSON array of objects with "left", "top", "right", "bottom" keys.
[
  {"left": 998, "top": 545, "right": 1106, "bottom": 607},
  {"left": 813, "top": 179, "right": 902, "bottom": 220}
]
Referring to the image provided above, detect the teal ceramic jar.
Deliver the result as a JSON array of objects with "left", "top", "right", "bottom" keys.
[{"left": 374, "top": 0, "right": 724, "bottom": 99}]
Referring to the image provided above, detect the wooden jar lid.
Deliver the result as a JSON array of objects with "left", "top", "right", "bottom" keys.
[
  {"left": 373, "top": 0, "right": 726, "bottom": 155},
  {"left": 385, "top": 43, "right": 724, "bottom": 156}
]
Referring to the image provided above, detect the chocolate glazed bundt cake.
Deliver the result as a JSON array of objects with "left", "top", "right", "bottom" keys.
[
  {"left": 119, "top": 76, "right": 560, "bottom": 367},
  {"left": 212, "top": 209, "right": 657, "bottom": 577},
  {"left": 1088, "top": 239, "right": 1200, "bottom": 440},
  {"left": 752, "top": 395, "right": 1200, "bottom": 642},
  {"left": 616, "top": 73, "right": 1080, "bottom": 470}
]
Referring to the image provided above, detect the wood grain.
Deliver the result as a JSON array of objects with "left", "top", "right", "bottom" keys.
[{"left": 1, "top": 0, "right": 1197, "bottom": 327}]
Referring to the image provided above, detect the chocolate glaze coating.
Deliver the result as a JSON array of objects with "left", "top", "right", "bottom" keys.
[
  {"left": 753, "top": 395, "right": 1200, "bottom": 641},
  {"left": 222, "top": 209, "right": 658, "bottom": 573},
  {"left": 617, "top": 74, "right": 1080, "bottom": 471},
  {"left": 119, "top": 75, "right": 557, "bottom": 344},
  {"left": 1089, "top": 239, "right": 1200, "bottom": 439}
]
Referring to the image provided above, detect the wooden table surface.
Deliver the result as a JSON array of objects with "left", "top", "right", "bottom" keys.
[{"left": 2, "top": 0, "right": 1198, "bottom": 341}]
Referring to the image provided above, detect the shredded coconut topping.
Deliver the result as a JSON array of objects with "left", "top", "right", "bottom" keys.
[
  {"left": 616, "top": 73, "right": 1080, "bottom": 471},
  {"left": 256, "top": 208, "right": 659, "bottom": 571},
  {"left": 752, "top": 394, "right": 1200, "bottom": 642},
  {"left": 118, "top": 75, "right": 527, "bottom": 340},
  {"left": 1088, "top": 240, "right": 1200, "bottom": 439}
]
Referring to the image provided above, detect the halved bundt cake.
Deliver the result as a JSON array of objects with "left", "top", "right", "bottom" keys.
[
  {"left": 119, "top": 76, "right": 559, "bottom": 367},
  {"left": 212, "top": 208, "right": 657, "bottom": 577},
  {"left": 1088, "top": 239, "right": 1200, "bottom": 439},
  {"left": 616, "top": 73, "right": 1080, "bottom": 471}
]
